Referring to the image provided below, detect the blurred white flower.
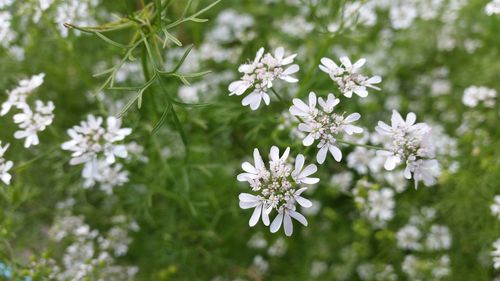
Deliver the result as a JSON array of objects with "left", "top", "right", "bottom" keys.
[
  {"left": 491, "top": 195, "right": 500, "bottom": 219},
  {"left": 0, "top": 11, "right": 15, "bottom": 48},
  {"left": 390, "top": 4, "right": 417, "bottom": 29},
  {"left": 237, "top": 146, "right": 318, "bottom": 236},
  {"left": 229, "top": 47, "right": 299, "bottom": 110},
  {"left": 365, "top": 188, "right": 395, "bottom": 225},
  {"left": 425, "top": 225, "right": 452, "bottom": 250},
  {"left": 82, "top": 160, "right": 129, "bottom": 194},
  {"left": 396, "top": 224, "right": 422, "bottom": 250},
  {"left": 55, "top": 0, "right": 98, "bottom": 37},
  {"left": 1, "top": 73, "right": 45, "bottom": 116},
  {"left": 330, "top": 171, "right": 353, "bottom": 193},
  {"left": 0, "top": 142, "right": 13, "bottom": 185},
  {"left": 252, "top": 255, "right": 269, "bottom": 275},
  {"left": 493, "top": 239, "right": 500, "bottom": 269},
  {"left": 486, "top": 0, "right": 500, "bottom": 15},
  {"left": 462, "top": 86, "right": 497, "bottom": 108},
  {"left": 290, "top": 92, "right": 363, "bottom": 164},
  {"left": 319, "top": 56, "right": 381, "bottom": 98},
  {"left": 267, "top": 237, "right": 287, "bottom": 257},
  {"left": 13, "top": 100, "right": 55, "bottom": 148}
]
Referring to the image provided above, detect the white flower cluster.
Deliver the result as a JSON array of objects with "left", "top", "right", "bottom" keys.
[
  {"left": 290, "top": 92, "right": 363, "bottom": 164},
  {"left": 395, "top": 207, "right": 452, "bottom": 279},
  {"left": 402, "top": 254, "right": 451, "bottom": 281},
  {"left": 397, "top": 224, "right": 452, "bottom": 251},
  {"left": 357, "top": 263, "right": 398, "bottom": 281},
  {"left": 1, "top": 73, "right": 54, "bottom": 148},
  {"left": 319, "top": 56, "right": 381, "bottom": 98},
  {"left": 353, "top": 181, "right": 395, "bottom": 227},
  {"left": 207, "top": 9, "right": 255, "bottom": 43},
  {"left": 1, "top": 73, "right": 45, "bottom": 115},
  {"left": 486, "top": 0, "right": 500, "bottom": 15},
  {"left": 376, "top": 110, "right": 440, "bottom": 187},
  {"left": 229, "top": 47, "right": 299, "bottom": 110},
  {"left": 45, "top": 212, "right": 138, "bottom": 281},
  {"left": 0, "top": 142, "right": 13, "bottom": 185},
  {"left": 493, "top": 239, "right": 500, "bottom": 269},
  {"left": 237, "top": 146, "right": 319, "bottom": 236},
  {"left": 462, "top": 86, "right": 497, "bottom": 108},
  {"left": 0, "top": 11, "right": 14, "bottom": 48},
  {"left": 13, "top": 101, "right": 55, "bottom": 148},
  {"left": 491, "top": 195, "right": 500, "bottom": 220},
  {"left": 55, "top": 0, "right": 99, "bottom": 37},
  {"left": 61, "top": 115, "right": 132, "bottom": 193}
]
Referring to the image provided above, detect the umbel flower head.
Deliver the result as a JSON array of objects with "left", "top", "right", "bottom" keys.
[
  {"left": 0, "top": 141, "right": 13, "bottom": 185},
  {"left": 13, "top": 100, "right": 55, "bottom": 148},
  {"left": 1, "top": 73, "right": 45, "bottom": 116},
  {"left": 61, "top": 115, "right": 132, "bottom": 188},
  {"left": 228, "top": 47, "right": 299, "bottom": 110},
  {"left": 319, "top": 56, "right": 381, "bottom": 98},
  {"left": 375, "top": 110, "right": 440, "bottom": 188},
  {"left": 289, "top": 92, "right": 363, "bottom": 164},
  {"left": 237, "top": 146, "right": 319, "bottom": 236}
]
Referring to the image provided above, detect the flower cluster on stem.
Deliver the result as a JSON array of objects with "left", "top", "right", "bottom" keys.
[{"left": 237, "top": 146, "right": 319, "bottom": 236}]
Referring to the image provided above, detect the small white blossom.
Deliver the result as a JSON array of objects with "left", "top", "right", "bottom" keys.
[
  {"left": 1, "top": 73, "right": 45, "bottom": 116},
  {"left": 229, "top": 47, "right": 299, "bottom": 110},
  {"left": 486, "top": 0, "right": 500, "bottom": 15},
  {"left": 237, "top": 146, "right": 318, "bottom": 236},
  {"left": 462, "top": 86, "right": 497, "bottom": 108},
  {"left": 396, "top": 224, "right": 422, "bottom": 250},
  {"left": 290, "top": 92, "right": 363, "bottom": 164},
  {"left": 319, "top": 56, "right": 381, "bottom": 98},
  {"left": 425, "top": 225, "right": 452, "bottom": 250},
  {"left": 13, "top": 100, "right": 55, "bottom": 148},
  {"left": 365, "top": 188, "right": 395, "bottom": 225},
  {"left": 491, "top": 195, "right": 500, "bottom": 220},
  {"left": 376, "top": 110, "right": 440, "bottom": 187},
  {"left": 0, "top": 142, "right": 13, "bottom": 185},
  {"left": 61, "top": 115, "right": 132, "bottom": 189},
  {"left": 390, "top": 4, "right": 417, "bottom": 29},
  {"left": 493, "top": 239, "right": 500, "bottom": 269}
]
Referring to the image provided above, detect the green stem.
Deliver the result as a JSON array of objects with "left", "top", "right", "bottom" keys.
[{"left": 336, "top": 139, "right": 388, "bottom": 151}]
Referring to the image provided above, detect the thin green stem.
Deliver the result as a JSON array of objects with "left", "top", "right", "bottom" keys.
[{"left": 336, "top": 139, "right": 388, "bottom": 151}]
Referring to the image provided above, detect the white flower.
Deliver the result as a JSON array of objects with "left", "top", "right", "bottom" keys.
[
  {"left": 229, "top": 47, "right": 299, "bottom": 110},
  {"left": 425, "top": 225, "right": 452, "bottom": 250},
  {"left": 237, "top": 146, "right": 318, "bottom": 236},
  {"left": 82, "top": 160, "right": 129, "bottom": 194},
  {"left": 366, "top": 188, "right": 395, "bottom": 225},
  {"left": 404, "top": 158, "right": 441, "bottom": 187},
  {"left": 290, "top": 92, "right": 363, "bottom": 164},
  {"left": 61, "top": 115, "right": 132, "bottom": 189},
  {"left": 491, "top": 195, "right": 500, "bottom": 220},
  {"left": 13, "top": 100, "right": 55, "bottom": 148},
  {"left": 0, "top": 141, "right": 13, "bottom": 185},
  {"left": 1, "top": 73, "right": 45, "bottom": 116},
  {"left": 390, "top": 4, "right": 417, "bottom": 30},
  {"left": 486, "top": 0, "right": 500, "bottom": 15},
  {"left": 330, "top": 171, "right": 353, "bottom": 193},
  {"left": 493, "top": 239, "right": 500, "bottom": 269},
  {"left": 462, "top": 86, "right": 497, "bottom": 108},
  {"left": 319, "top": 56, "right": 381, "bottom": 98},
  {"left": 396, "top": 224, "right": 422, "bottom": 250},
  {"left": 375, "top": 110, "right": 440, "bottom": 187},
  {"left": 267, "top": 237, "right": 287, "bottom": 257}
]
